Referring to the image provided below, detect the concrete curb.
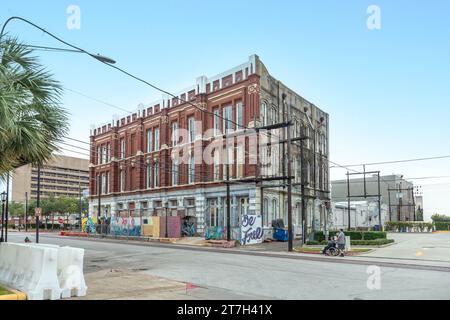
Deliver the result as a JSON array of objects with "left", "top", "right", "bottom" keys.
[{"left": 0, "top": 288, "right": 27, "bottom": 300}]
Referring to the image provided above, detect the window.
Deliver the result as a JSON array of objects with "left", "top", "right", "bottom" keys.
[
  {"left": 171, "top": 122, "right": 178, "bottom": 146},
  {"left": 188, "top": 117, "right": 195, "bottom": 142},
  {"left": 238, "top": 197, "right": 249, "bottom": 216},
  {"left": 213, "top": 109, "right": 220, "bottom": 136},
  {"left": 102, "top": 145, "right": 107, "bottom": 164},
  {"left": 271, "top": 199, "right": 278, "bottom": 220},
  {"left": 147, "top": 129, "right": 153, "bottom": 153},
  {"left": 236, "top": 145, "right": 244, "bottom": 178},
  {"left": 154, "top": 128, "right": 160, "bottom": 150},
  {"left": 263, "top": 198, "right": 269, "bottom": 226},
  {"left": 223, "top": 147, "right": 234, "bottom": 178},
  {"left": 101, "top": 173, "right": 106, "bottom": 194},
  {"left": 213, "top": 149, "right": 220, "bottom": 181},
  {"left": 172, "top": 159, "right": 178, "bottom": 186},
  {"left": 209, "top": 199, "right": 218, "bottom": 227},
  {"left": 188, "top": 154, "right": 195, "bottom": 184},
  {"left": 106, "top": 172, "right": 110, "bottom": 193},
  {"left": 146, "top": 164, "right": 152, "bottom": 189},
  {"left": 236, "top": 102, "right": 243, "bottom": 129},
  {"left": 261, "top": 102, "right": 267, "bottom": 126},
  {"left": 106, "top": 144, "right": 111, "bottom": 162},
  {"left": 154, "top": 162, "right": 159, "bottom": 187},
  {"left": 222, "top": 106, "right": 232, "bottom": 133},
  {"left": 270, "top": 107, "right": 278, "bottom": 125},
  {"left": 119, "top": 170, "right": 125, "bottom": 192},
  {"left": 120, "top": 139, "right": 125, "bottom": 159},
  {"left": 97, "top": 146, "right": 101, "bottom": 164}
]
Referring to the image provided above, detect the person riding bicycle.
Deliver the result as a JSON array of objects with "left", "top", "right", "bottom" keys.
[{"left": 322, "top": 236, "right": 337, "bottom": 255}]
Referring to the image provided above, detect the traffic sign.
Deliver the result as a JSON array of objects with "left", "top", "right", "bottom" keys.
[
  {"left": 58, "top": 217, "right": 64, "bottom": 224},
  {"left": 35, "top": 207, "right": 42, "bottom": 217}
]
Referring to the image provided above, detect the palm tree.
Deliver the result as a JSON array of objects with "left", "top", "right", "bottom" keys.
[{"left": 0, "top": 37, "right": 68, "bottom": 178}]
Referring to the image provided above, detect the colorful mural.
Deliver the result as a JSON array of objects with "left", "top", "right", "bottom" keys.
[
  {"left": 82, "top": 216, "right": 97, "bottom": 233},
  {"left": 205, "top": 226, "right": 227, "bottom": 240},
  {"left": 110, "top": 216, "right": 141, "bottom": 236}
]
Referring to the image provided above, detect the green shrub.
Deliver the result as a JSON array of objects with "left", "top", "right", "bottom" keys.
[
  {"left": 351, "top": 239, "right": 394, "bottom": 246},
  {"left": 306, "top": 240, "right": 320, "bottom": 245},
  {"left": 362, "top": 231, "right": 387, "bottom": 240},
  {"left": 314, "top": 231, "right": 386, "bottom": 241},
  {"left": 385, "top": 221, "right": 434, "bottom": 232},
  {"left": 435, "top": 222, "right": 450, "bottom": 231}
]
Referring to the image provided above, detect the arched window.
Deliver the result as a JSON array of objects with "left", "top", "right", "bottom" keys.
[
  {"left": 270, "top": 106, "right": 278, "bottom": 125},
  {"left": 271, "top": 199, "right": 278, "bottom": 220},
  {"left": 261, "top": 102, "right": 268, "bottom": 126},
  {"left": 263, "top": 198, "right": 269, "bottom": 226}
]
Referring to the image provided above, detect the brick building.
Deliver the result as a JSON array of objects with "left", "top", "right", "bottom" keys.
[{"left": 89, "top": 55, "right": 329, "bottom": 238}]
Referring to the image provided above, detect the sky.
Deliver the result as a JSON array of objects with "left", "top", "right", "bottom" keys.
[{"left": 1, "top": 0, "right": 449, "bottom": 220}]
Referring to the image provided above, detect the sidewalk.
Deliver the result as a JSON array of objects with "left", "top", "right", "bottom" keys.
[{"left": 71, "top": 269, "right": 191, "bottom": 300}]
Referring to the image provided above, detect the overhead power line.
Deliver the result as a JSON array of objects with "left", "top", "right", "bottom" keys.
[{"left": 330, "top": 155, "right": 450, "bottom": 168}]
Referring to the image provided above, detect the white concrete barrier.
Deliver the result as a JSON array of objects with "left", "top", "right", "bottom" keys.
[
  {"left": 57, "top": 247, "right": 87, "bottom": 298},
  {"left": 0, "top": 243, "right": 87, "bottom": 300}
]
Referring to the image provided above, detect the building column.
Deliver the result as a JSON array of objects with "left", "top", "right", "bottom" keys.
[{"left": 195, "top": 195, "right": 206, "bottom": 234}]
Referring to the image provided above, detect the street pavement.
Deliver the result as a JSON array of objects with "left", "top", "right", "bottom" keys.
[
  {"left": 6, "top": 232, "right": 450, "bottom": 300},
  {"left": 361, "top": 232, "right": 450, "bottom": 263}
]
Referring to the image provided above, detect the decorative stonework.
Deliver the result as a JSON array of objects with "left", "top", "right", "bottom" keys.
[
  {"left": 196, "top": 102, "right": 207, "bottom": 111},
  {"left": 247, "top": 83, "right": 260, "bottom": 95},
  {"left": 162, "top": 115, "right": 169, "bottom": 124}
]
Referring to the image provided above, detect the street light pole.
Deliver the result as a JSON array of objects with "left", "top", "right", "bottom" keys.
[
  {"left": 282, "top": 94, "right": 294, "bottom": 252},
  {"left": 25, "top": 191, "right": 28, "bottom": 232},
  {"left": 165, "top": 202, "right": 169, "bottom": 238},
  {"left": 4, "top": 173, "right": 10, "bottom": 242},
  {"left": 36, "top": 164, "right": 41, "bottom": 243},
  {"left": 79, "top": 183, "right": 82, "bottom": 232}
]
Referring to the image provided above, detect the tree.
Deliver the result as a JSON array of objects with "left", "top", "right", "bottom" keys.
[
  {"left": 431, "top": 214, "right": 450, "bottom": 222},
  {"left": 0, "top": 37, "right": 68, "bottom": 179},
  {"left": 8, "top": 201, "right": 25, "bottom": 217}
]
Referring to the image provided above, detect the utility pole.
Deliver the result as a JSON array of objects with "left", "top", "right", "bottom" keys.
[
  {"left": 412, "top": 187, "right": 416, "bottom": 221},
  {"left": 300, "top": 135, "right": 307, "bottom": 245},
  {"left": 388, "top": 188, "right": 392, "bottom": 221},
  {"left": 283, "top": 94, "right": 294, "bottom": 252},
  {"left": 224, "top": 137, "right": 231, "bottom": 242},
  {"left": 25, "top": 192, "right": 28, "bottom": 232},
  {"left": 226, "top": 162, "right": 231, "bottom": 242},
  {"left": 36, "top": 165, "right": 41, "bottom": 243},
  {"left": 79, "top": 183, "right": 82, "bottom": 232},
  {"left": 397, "top": 182, "right": 402, "bottom": 221},
  {"left": 377, "top": 172, "right": 382, "bottom": 230},
  {"left": 347, "top": 172, "right": 351, "bottom": 230},
  {"left": 97, "top": 174, "right": 102, "bottom": 220}
]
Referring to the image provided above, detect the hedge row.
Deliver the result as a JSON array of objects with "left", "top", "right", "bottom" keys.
[
  {"left": 306, "top": 239, "right": 394, "bottom": 246},
  {"left": 435, "top": 222, "right": 450, "bottom": 231},
  {"left": 385, "top": 221, "right": 434, "bottom": 232},
  {"left": 313, "top": 231, "right": 387, "bottom": 242}
]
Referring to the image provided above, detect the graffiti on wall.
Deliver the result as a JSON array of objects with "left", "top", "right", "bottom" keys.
[
  {"left": 241, "top": 215, "right": 264, "bottom": 245},
  {"left": 82, "top": 216, "right": 97, "bottom": 233},
  {"left": 205, "top": 226, "right": 227, "bottom": 240},
  {"left": 110, "top": 216, "right": 141, "bottom": 236}
]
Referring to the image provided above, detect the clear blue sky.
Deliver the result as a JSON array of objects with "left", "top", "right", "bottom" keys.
[{"left": 1, "top": 0, "right": 449, "bottom": 219}]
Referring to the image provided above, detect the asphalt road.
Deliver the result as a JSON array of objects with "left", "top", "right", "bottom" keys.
[{"left": 7, "top": 233, "right": 450, "bottom": 300}]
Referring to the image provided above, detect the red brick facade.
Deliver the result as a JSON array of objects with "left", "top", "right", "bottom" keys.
[{"left": 89, "top": 65, "right": 261, "bottom": 201}]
